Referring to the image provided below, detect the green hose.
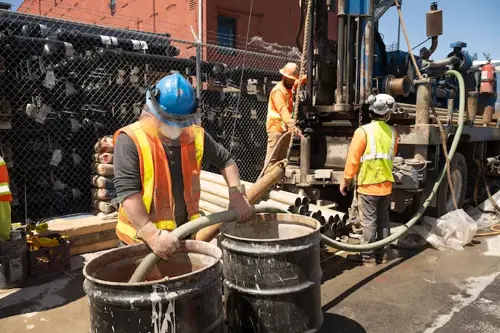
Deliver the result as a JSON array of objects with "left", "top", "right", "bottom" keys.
[
  {"left": 321, "top": 69, "right": 466, "bottom": 252},
  {"left": 128, "top": 203, "right": 287, "bottom": 282}
]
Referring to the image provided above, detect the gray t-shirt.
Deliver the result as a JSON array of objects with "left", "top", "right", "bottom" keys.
[{"left": 113, "top": 131, "right": 234, "bottom": 226}]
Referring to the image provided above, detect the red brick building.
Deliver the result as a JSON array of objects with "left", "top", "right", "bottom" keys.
[{"left": 18, "top": 0, "right": 338, "bottom": 51}]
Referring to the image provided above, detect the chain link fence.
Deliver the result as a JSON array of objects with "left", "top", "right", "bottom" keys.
[{"left": 0, "top": 10, "right": 298, "bottom": 222}]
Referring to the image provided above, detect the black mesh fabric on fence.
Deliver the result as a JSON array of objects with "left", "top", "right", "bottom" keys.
[{"left": 0, "top": 10, "right": 298, "bottom": 222}]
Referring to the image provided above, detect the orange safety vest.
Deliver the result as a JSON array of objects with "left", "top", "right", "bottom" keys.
[
  {"left": 0, "top": 156, "right": 11, "bottom": 202},
  {"left": 113, "top": 120, "right": 204, "bottom": 245},
  {"left": 266, "top": 82, "right": 293, "bottom": 133}
]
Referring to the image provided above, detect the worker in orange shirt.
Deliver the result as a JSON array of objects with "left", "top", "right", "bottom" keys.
[
  {"left": 264, "top": 62, "right": 306, "bottom": 167},
  {"left": 340, "top": 94, "right": 398, "bottom": 267}
]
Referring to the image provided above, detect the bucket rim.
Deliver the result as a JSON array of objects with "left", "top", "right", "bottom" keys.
[
  {"left": 83, "top": 240, "right": 222, "bottom": 287},
  {"left": 221, "top": 213, "right": 321, "bottom": 243}
]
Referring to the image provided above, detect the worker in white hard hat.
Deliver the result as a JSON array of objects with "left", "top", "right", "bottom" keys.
[
  {"left": 340, "top": 93, "right": 399, "bottom": 267},
  {"left": 264, "top": 62, "right": 306, "bottom": 168}
]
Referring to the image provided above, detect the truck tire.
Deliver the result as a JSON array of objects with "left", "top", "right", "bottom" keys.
[{"left": 428, "top": 152, "right": 467, "bottom": 218}]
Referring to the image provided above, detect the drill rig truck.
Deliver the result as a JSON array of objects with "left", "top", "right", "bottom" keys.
[{"left": 282, "top": 0, "right": 500, "bottom": 228}]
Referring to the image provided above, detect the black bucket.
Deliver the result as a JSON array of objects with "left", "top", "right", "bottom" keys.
[
  {"left": 0, "top": 233, "right": 28, "bottom": 289},
  {"left": 221, "top": 213, "right": 323, "bottom": 333},
  {"left": 83, "top": 240, "right": 223, "bottom": 333}
]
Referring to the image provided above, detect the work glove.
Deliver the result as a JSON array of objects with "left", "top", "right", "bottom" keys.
[
  {"left": 137, "top": 222, "right": 180, "bottom": 260},
  {"left": 228, "top": 186, "right": 253, "bottom": 222}
]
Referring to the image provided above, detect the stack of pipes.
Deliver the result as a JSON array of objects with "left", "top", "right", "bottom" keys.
[{"left": 199, "top": 171, "right": 348, "bottom": 233}]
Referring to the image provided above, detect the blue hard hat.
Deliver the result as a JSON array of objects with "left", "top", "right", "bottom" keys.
[{"left": 146, "top": 73, "right": 198, "bottom": 128}]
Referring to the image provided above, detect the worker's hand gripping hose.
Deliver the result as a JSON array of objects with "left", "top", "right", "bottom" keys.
[
  {"left": 321, "top": 70, "right": 465, "bottom": 252},
  {"left": 128, "top": 203, "right": 287, "bottom": 283}
]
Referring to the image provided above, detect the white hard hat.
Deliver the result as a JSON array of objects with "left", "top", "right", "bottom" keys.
[{"left": 367, "top": 94, "right": 396, "bottom": 115}]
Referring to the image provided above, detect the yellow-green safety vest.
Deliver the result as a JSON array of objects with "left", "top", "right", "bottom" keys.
[{"left": 357, "top": 121, "right": 397, "bottom": 186}]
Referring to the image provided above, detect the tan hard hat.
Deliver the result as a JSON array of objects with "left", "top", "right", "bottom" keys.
[{"left": 279, "top": 62, "right": 299, "bottom": 80}]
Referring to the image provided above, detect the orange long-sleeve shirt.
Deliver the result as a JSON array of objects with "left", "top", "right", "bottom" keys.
[
  {"left": 343, "top": 126, "right": 399, "bottom": 196},
  {"left": 267, "top": 76, "right": 308, "bottom": 133}
]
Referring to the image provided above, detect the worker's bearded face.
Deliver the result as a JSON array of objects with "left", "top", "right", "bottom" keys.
[{"left": 283, "top": 77, "right": 295, "bottom": 89}]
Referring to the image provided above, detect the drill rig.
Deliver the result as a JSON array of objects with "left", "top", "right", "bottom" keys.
[{"left": 284, "top": 0, "right": 500, "bottom": 220}]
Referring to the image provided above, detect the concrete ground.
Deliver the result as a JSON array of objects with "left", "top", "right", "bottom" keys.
[{"left": 1, "top": 235, "right": 500, "bottom": 333}]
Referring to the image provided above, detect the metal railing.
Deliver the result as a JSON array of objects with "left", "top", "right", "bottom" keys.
[{"left": 386, "top": 42, "right": 398, "bottom": 52}]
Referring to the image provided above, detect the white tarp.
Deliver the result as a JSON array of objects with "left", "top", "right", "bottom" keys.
[
  {"left": 414, "top": 209, "right": 478, "bottom": 252},
  {"left": 396, "top": 191, "right": 500, "bottom": 251}
]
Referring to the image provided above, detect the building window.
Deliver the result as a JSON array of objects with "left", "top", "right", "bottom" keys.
[
  {"left": 109, "top": 0, "right": 116, "bottom": 15},
  {"left": 217, "top": 16, "right": 236, "bottom": 51}
]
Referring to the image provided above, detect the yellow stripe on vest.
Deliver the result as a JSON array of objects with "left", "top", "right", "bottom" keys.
[
  {"left": 116, "top": 220, "right": 177, "bottom": 243},
  {"left": 134, "top": 127, "right": 155, "bottom": 214},
  {"left": 194, "top": 129, "right": 204, "bottom": 168},
  {"left": 117, "top": 214, "right": 200, "bottom": 243}
]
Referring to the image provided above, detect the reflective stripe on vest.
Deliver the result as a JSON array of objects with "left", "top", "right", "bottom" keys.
[
  {"left": 134, "top": 126, "right": 155, "bottom": 214},
  {"left": 0, "top": 182, "right": 10, "bottom": 196},
  {"left": 357, "top": 121, "right": 397, "bottom": 186},
  {"left": 113, "top": 120, "right": 204, "bottom": 244},
  {"left": 360, "top": 125, "right": 397, "bottom": 162}
]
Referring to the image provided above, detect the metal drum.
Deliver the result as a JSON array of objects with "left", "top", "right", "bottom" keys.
[
  {"left": 222, "top": 213, "right": 323, "bottom": 333},
  {"left": 83, "top": 241, "right": 223, "bottom": 333}
]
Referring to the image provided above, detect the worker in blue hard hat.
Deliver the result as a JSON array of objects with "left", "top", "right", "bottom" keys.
[{"left": 113, "top": 73, "right": 252, "bottom": 261}]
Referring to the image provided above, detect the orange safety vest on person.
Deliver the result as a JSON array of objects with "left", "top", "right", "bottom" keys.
[
  {"left": 266, "top": 81, "right": 293, "bottom": 133},
  {"left": 113, "top": 120, "right": 204, "bottom": 245},
  {"left": 0, "top": 156, "right": 12, "bottom": 202}
]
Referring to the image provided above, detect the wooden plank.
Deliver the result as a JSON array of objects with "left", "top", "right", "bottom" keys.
[
  {"left": 70, "top": 238, "right": 118, "bottom": 256},
  {"left": 45, "top": 214, "right": 117, "bottom": 238},
  {"left": 68, "top": 229, "right": 118, "bottom": 247}
]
